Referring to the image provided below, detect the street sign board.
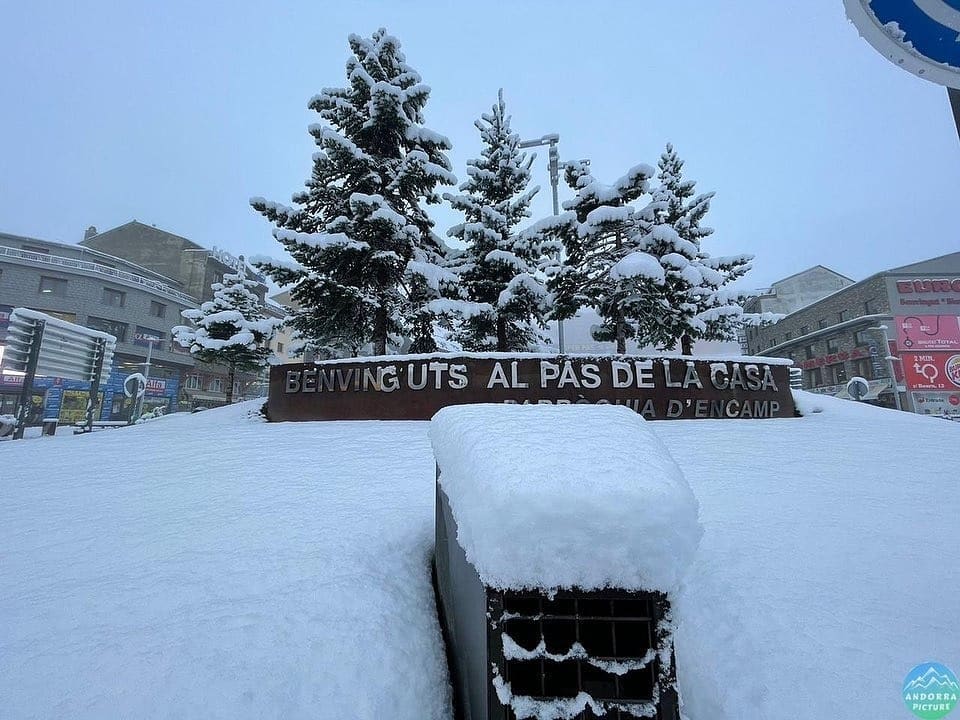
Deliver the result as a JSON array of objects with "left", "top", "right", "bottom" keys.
[
  {"left": 268, "top": 354, "right": 796, "bottom": 422},
  {"left": 844, "top": 0, "right": 960, "bottom": 89},
  {"left": 846, "top": 376, "right": 870, "bottom": 400},
  {"left": 3, "top": 308, "right": 115, "bottom": 384},
  {"left": 3, "top": 308, "right": 118, "bottom": 438}
]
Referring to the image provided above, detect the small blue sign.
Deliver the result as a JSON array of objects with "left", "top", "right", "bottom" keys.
[{"left": 846, "top": 0, "right": 960, "bottom": 88}]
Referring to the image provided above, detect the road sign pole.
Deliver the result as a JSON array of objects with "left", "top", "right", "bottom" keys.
[
  {"left": 13, "top": 319, "right": 44, "bottom": 440},
  {"left": 949, "top": 88, "right": 960, "bottom": 144}
]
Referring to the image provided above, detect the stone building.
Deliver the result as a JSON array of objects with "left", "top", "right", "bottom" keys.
[
  {"left": 747, "top": 252, "right": 960, "bottom": 416},
  {"left": 81, "top": 221, "right": 267, "bottom": 304},
  {"left": 743, "top": 265, "right": 854, "bottom": 316}
]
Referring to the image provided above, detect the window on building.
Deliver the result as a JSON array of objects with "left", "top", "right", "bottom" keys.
[
  {"left": 800, "top": 325, "right": 810, "bottom": 335},
  {"left": 806, "top": 367, "right": 823, "bottom": 388},
  {"left": 102, "top": 287, "right": 126, "bottom": 307},
  {"left": 185, "top": 374, "right": 201, "bottom": 390},
  {"left": 784, "top": 332, "right": 792, "bottom": 341},
  {"left": 209, "top": 377, "right": 223, "bottom": 393},
  {"left": 86, "top": 316, "right": 128, "bottom": 342},
  {"left": 827, "top": 337, "right": 840, "bottom": 353},
  {"left": 855, "top": 329, "right": 874, "bottom": 346},
  {"left": 277, "top": 342, "right": 285, "bottom": 354},
  {"left": 232, "top": 380, "right": 241, "bottom": 397},
  {"left": 818, "top": 318, "right": 830, "bottom": 329},
  {"left": 829, "top": 363, "right": 847, "bottom": 385},
  {"left": 22, "top": 245, "right": 50, "bottom": 255},
  {"left": 864, "top": 298, "right": 881, "bottom": 314},
  {"left": 838, "top": 309, "right": 849, "bottom": 323},
  {"left": 853, "top": 358, "right": 873, "bottom": 381},
  {"left": 805, "top": 345, "right": 815, "bottom": 360},
  {"left": 38, "top": 276, "right": 67, "bottom": 297},
  {"left": 149, "top": 301, "right": 167, "bottom": 318}
]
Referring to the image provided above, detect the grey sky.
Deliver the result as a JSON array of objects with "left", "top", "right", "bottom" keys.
[{"left": 3, "top": 0, "right": 958, "bottom": 291}]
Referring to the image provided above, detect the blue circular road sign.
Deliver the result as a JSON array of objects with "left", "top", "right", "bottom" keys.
[{"left": 845, "top": 0, "right": 960, "bottom": 88}]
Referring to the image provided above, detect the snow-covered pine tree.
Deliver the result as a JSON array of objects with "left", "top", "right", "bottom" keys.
[
  {"left": 639, "top": 143, "right": 753, "bottom": 355},
  {"left": 251, "top": 28, "right": 458, "bottom": 357},
  {"left": 445, "top": 90, "right": 554, "bottom": 352},
  {"left": 548, "top": 160, "right": 665, "bottom": 354},
  {"left": 172, "top": 268, "right": 282, "bottom": 404}
]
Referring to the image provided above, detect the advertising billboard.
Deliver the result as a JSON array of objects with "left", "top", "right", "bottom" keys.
[
  {"left": 901, "top": 351, "right": 960, "bottom": 391},
  {"left": 912, "top": 391, "right": 960, "bottom": 417},
  {"left": 896, "top": 315, "right": 960, "bottom": 351}
]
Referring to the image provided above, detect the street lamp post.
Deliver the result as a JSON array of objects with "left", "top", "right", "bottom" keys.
[
  {"left": 868, "top": 324, "right": 906, "bottom": 412},
  {"left": 519, "top": 133, "right": 565, "bottom": 353},
  {"left": 133, "top": 338, "right": 155, "bottom": 422}
]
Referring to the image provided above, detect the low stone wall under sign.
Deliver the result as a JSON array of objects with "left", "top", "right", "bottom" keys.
[{"left": 267, "top": 354, "right": 796, "bottom": 421}]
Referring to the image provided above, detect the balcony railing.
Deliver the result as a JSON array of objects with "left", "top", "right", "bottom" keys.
[{"left": 0, "top": 245, "right": 197, "bottom": 305}]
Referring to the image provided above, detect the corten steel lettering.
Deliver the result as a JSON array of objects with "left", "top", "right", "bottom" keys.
[{"left": 267, "top": 355, "right": 796, "bottom": 421}]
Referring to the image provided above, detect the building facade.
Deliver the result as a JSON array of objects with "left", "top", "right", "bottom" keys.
[
  {"left": 747, "top": 252, "right": 960, "bottom": 416},
  {"left": 0, "top": 232, "right": 196, "bottom": 421},
  {"left": 1, "top": 225, "right": 284, "bottom": 423},
  {"left": 81, "top": 221, "right": 267, "bottom": 305},
  {"left": 82, "top": 221, "right": 276, "bottom": 408}
]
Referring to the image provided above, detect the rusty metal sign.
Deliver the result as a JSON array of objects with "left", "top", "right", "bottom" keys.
[{"left": 266, "top": 355, "right": 795, "bottom": 421}]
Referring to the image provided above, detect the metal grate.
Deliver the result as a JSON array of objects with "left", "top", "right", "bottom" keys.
[{"left": 488, "top": 589, "right": 678, "bottom": 720}]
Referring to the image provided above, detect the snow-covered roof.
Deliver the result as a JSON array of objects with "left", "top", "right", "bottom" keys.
[
  {"left": 430, "top": 404, "right": 701, "bottom": 592},
  {"left": 1, "top": 395, "right": 958, "bottom": 719}
]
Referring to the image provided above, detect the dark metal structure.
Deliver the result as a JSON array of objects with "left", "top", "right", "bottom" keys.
[{"left": 435, "top": 483, "right": 680, "bottom": 720}]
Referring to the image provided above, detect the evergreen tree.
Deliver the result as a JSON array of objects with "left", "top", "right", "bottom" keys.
[
  {"left": 638, "top": 144, "right": 753, "bottom": 355},
  {"left": 251, "top": 28, "right": 458, "bottom": 357},
  {"left": 445, "top": 90, "right": 554, "bottom": 351},
  {"left": 173, "top": 269, "right": 281, "bottom": 404},
  {"left": 548, "top": 160, "right": 664, "bottom": 354}
]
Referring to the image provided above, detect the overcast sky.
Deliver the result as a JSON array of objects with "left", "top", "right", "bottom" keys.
[{"left": 2, "top": 0, "right": 958, "bottom": 291}]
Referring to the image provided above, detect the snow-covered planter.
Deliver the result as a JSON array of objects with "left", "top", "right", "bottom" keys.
[{"left": 431, "top": 404, "right": 701, "bottom": 720}]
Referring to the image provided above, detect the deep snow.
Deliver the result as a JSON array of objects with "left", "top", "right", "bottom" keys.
[{"left": 1, "top": 395, "right": 958, "bottom": 719}]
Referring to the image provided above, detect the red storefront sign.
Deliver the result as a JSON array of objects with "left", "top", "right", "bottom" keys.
[
  {"left": 896, "top": 279, "right": 960, "bottom": 294},
  {"left": 797, "top": 346, "right": 869, "bottom": 370},
  {"left": 901, "top": 351, "right": 960, "bottom": 391},
  {"left": 145, "top": 377, "right": 167, "bottom": 393}
]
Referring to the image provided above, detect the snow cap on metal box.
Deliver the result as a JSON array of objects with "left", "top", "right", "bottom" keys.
[{"left": 430, "top": 403, "right": 703, "bottom": 593}]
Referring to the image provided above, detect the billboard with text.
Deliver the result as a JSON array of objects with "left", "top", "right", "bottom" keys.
[
  {"left": 896, "top": 315, "right": 960, "bottom": 352},
  {"left": 901, "top": 351, "right": 960, "bottom": 391}
]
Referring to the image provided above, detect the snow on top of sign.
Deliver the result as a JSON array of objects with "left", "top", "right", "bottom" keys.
[
  {"left": 430, "top": 404, "right": 702, "bottom": 592},
  {"left": 306, "top": 350, "right": 795, "bottom": 366},
  {"left": 8, "top": 308, "right": 117, "bottom": 344}
]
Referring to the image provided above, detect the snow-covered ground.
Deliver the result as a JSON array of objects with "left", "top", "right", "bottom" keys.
[{"left": 1, "top": 396, "right": 958, "bottom": 719}]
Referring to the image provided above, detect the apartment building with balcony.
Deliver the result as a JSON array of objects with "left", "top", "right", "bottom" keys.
[{"left": 0, "top": 232, "right": 196, "bottom": 421}]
